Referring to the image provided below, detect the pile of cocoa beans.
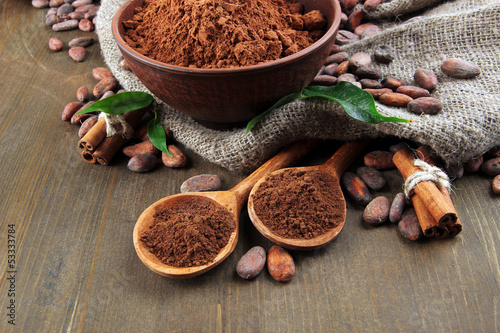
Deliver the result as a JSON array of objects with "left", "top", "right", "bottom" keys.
[
  {"left": 61, "top": 67, "right": 188, "bottom": 172},
  {"left": 341, "top": 141, "right": 500, "bottom": 241},
  {"left": 32, "top": 0, "right": 100, "bottom": 62}
]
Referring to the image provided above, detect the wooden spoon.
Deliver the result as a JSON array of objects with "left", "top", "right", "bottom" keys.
[
  {"left": 133, "top": 140, "right": 318, "bottom": 278},
  {"left": 248, "top": 140, "right": 368, "bottom": 251}
]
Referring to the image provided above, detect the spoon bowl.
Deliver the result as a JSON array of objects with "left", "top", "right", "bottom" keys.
[
  {"left": 248, "top": 140, "right": 368, "bottom": 251},
  {"left": 133, "top": 140, "right": 317, "bottom": 278}
]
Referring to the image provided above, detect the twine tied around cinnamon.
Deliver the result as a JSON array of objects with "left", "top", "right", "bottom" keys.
[
  {"left": 98, "top": 112, "right": 134, "bottom": 138},
  {"left": 403, "top": 159, "right": 450, "bottom": 199}
]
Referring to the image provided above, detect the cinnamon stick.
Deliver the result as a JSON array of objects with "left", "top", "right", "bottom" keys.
[
  {"left": 81, "top": 149, "right": 97, "bottom": 164},
  {"left": 78, "top": 116, "right": 107, "bottom": 151},
  {"left": 393, "top": 148, "right": 457, "bottom": 225}
]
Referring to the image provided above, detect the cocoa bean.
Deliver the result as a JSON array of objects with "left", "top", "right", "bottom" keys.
[
  {"left": 68, "top": 11, "right": 85, "bottom": 20},
  {"left": 93, "top": 76, "right": 118, "bottom": 99},
  {"left": 352, "top": 82, "right": 362, "bottom": 89},
  {"left": 71, "top": 0, "right": 92, "bottom": 7},
  {"left": 267, "top": 245, "right": 295, "bottom": 282},
  {"left": 119, "top": 58, "right": 131, "bottom": 71},
  {"left": 349, "top": 52, "right": 371, "bottom": 70},
  {"left": 396, "top": 85, "right": 431, "bottom": 99},
  {"left": 78, "top": 115, "right": 98, "bottom": 138},
  {"left": 363, "top": 88, "right": 392, "bottom": 100},
  {"left": 330, "top": 44, "right": 341, "bottom": 54},
  {"left": 84, "top": 7, "right": 99, "bottom": 20},
  {"left": 374, "top": 45, "right": 395, "bottom": 64},
  {"left": 336, "top": 30, "right": 360, "bottom": 45},
  {"left": 162, "top": 145, "right": 188, "bottom": 168},
  {"left": 92, "top": 67, "right": 113, "bottom": 81},
  {"left": 441, "top": 58, "right": 480, "bottom": 79},
  {"left": 492, "top": 175, "right": 500, "bottom": 195},
  {"left": 32, "top": 0, "right": 50, "bottom": 9},
  {"left": 337, "top": 73, "right": 357, "bottom": 83},
  {"left": 70, "top": 101, "right": 93, "bottom": 124},
  {"left": 62, "top": 101, "right": 84, "bottom": 121},
  {"left": 364, "top": 0, "right": 384, "bottom": 11},
  {"left": 310, "top": 75, "right": 337, "bottom": 87},
  {"left": 180, "top": 174, "right": 222, "bottom": 193},
  {"left": 346, "top": 9, "right": 364, "bottom": 31},
  {"left": 389, "top": 142, "right": 409, "bottom": 153},
  {"left": 339, "top": 13, "right": 348, "bottom": 29},
  {"left": 464, "top": 154, "right": 483, "bottom": 173},
  {"left": 379, "top": 92, "right": 413, "bottom": 107},
  {"left": 127, "top": 154, "right": 159, "bottom": 173},
  {"left": 236, "top": 246, "right": 267, "bottom": 279},
  {"left": 324, "top": 52, "right": 349, "bottom": 65},
  {"left": 361, "top": 25, "right": 381, "bottom": 39},
  {"left": 341, "top": 172, "right": 371, "bottom": 206},
  {"left": 398, "top": 208, "right": 423, "bottom": 241},
  {"left": 49, "top": 0, "right": 64, "bottom": 7},
  {"left": 320, "top": 63, "right": 338, "bottom": 76},
  {"left": 363, "top": 196, "right": 390, "bottom": 225},
  {"left": 68, "top": 46, "right": 86, "bottom": 62},
  {"left": 481, "top": 157, "right": 500, "bottom": 176},
  {"left": 52, "top": 19, "right": 79, "bottom": 31},
  {"left": 414, "top": 68, "right": 438, "bottom": 91},
  {"left": 333, "top": 60, "right": 350, "bottom": 77},
  {"left": 57, "top": 3, "right": 73, "bottom": 15},
  {"left": 123, "top": 141, "right": 160, "bottom": 158},
  {"left": 78, "top": 18, "right": 94, "bottom": 32},
  {"left": 46, "top": 7, "right": 57, "bottom": 16},
  {"left": 48, "top": 37, "right": 64, "bottom": 52},
  {"left": 356, "top": 166, "right": 386, "bottom": 191},
  {"left": 382, "top": 77, "right": 407, "bottom": 91},
  {"left": 446, "top": 164, "right": 464, "bottom": 180},
  {"left": 407, "top": 97, "right": 443, "bottom": 115},
  {"left": 99, "top": 90, "right": 115, "bottom": 100},
  {"left": 389, "top": 192, "right": 406, "bottom": 223},
  {"left": 76, "top": 86, "right": 90, "bottom": 102},
  {"left": 364, "top": 150, "right": 395, "bottom": 170},
  {"left": 45, "top": 15, "right": 63, "bottom": 26},
  {"left": 339, "top": 0, "right": 357, "bottom": 10},
  {"left": 359, "top": 79, "right": 382, "bottom": 89},
  {"left": 74, "top": 3, "right": 95, "bottom": 13},
  {"left": 355, "top": 66, "right": 382, "bottom": 80},
  {"left": 354, "top": 23, "right": 379, "bottom": 36}
]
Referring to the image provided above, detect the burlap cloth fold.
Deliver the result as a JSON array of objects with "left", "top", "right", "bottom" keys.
[{"left": 96, "top": 0, "right": 500, "bottom": 173}]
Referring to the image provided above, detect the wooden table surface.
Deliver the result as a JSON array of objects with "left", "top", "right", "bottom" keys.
[{"left": 1, "top": 1, "right": 499, "bottom": 332}]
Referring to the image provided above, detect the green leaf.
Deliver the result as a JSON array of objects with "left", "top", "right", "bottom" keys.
[
  {"left": 302, "top": 81, "right": 410, "bottom": 124},
  {"left": 76, "top": 91, "right": 154, "bottom": 115},
  {"left": 147, "top": 107, "right": 172, "bottom": 156}
]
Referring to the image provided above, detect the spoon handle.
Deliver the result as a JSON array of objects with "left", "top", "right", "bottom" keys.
[
  {"left": 321, "top": 140, "right": 369, "bottom": 178},
  {"left": 229, "top": 139, "right": 319, "bottom": 210}
]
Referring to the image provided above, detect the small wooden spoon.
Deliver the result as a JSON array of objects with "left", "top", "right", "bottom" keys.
[
  {"left": 248, "top": 140, "right": 368, "bottom": 251},
  {"left": 133, "top": 140, "right": 318, "bottom": 278}
]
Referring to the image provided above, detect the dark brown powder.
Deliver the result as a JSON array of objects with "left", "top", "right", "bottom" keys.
[
  {"left": 140, "top": 196, "right": 235, "bottom": 268},
  {"left": 252, "top": 168, "right": 343, "bottom": 239},
  {"left": 123, "top": 0, "right": 326, "bottom": 68}
]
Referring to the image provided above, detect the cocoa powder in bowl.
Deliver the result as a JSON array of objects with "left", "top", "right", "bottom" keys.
[
  {"left": 140, "top": 196, "right": 235, "bottom": 268},
  {"left": 251, "top": 168, "right": 343, "bottom": 239},
  {"left": 122, "top": 0, "right": 326, "bottom": 68}
]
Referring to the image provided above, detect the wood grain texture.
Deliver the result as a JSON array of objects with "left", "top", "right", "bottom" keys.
[{"left": 0, "top": 1, "right": 499, "bottom": 332}]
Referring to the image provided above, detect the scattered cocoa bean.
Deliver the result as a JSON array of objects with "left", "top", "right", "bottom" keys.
[
  {"left": 180, "top": 174, "right": 222, "bottom": 193},
  {"left": 92, "top": 67, "right": 113, "bottom": 81},
  {"left": 441, "top": 58, "right": 480, "bottom": 79},
  {"left": 341, "top": 172, "right": 371, "bottom": 206},
  {"left": 267, "top": 245, "right": 295, "bottom": 282},
  {"left": 389, "top": 142, "right": 409, "bottom": 153},
  {"left": 123, "top": 141, "right": 160, "bottom": 158},
  {"left": 407, "top": 97, "right": 443, "bottom": 115},
  {"left": 321, "top": 63, "right": 338, "bottom": 76},
  {"left": 364, "top": 88, "right": 392, "bottom": 99},
  {"left": 389, "top": 192, "right": 406, "bottom": 223},
  {"left": 93, "top": 76, "right": 118, "bottom": 99},
  {"left": 414, "top": 68, "right": 438, "bottom": 91},
  {"left": 356, "top": 166, "right": 386, "bottom": 191},
  {"left": 85, "top": 7, "right": 99, "bottom": 20},
  {"left": 364, "top": 150, "right": 395, "bottom": 170},
  {"left": 363, "top": 196, "right": 390, "bottom": 225},
  {"left": 76, "top": 86, "right": 90, "bottom": 102},
  {"left": 236, "top": 246, "right": 267, "bottom": 280},
  {"left": 311, "top": 75, "right": 337, "bottom": 86},
  {"left": 78, "top": 115, "right": 98, "bottom": 138},
  {"left": 49, "top": 0, "right": 64, "bottom": 7},
  {"left": 464, "top": 155, "right": 483, "bottom": 173},
  {"left": 339, "top": 0, "right": 357, "bottom": 10},
  {"left": 162, "top": 145, "right": 188, "bottom": 168},
  {"left": 68, "top": 11, "right": 85, "bottom": 20},
  {"left": 396, "top": 85, "right": 430, "bottom": 99},
  {"left": 57, "top": 3, "right": 73, "bottom": 15},
  {"left": 52, "top": 19, "right": 79, "bottom": 31},
  {"left": 74, "top": 3, "right": 95, "bottom": 13},
  {"left": 45, "top": 15, "right": 63, "bottom": 26},
  {"left": 32, "top": 0, "right": 50, "bottom": 9},
  {"left": 364, "top": 0, "right": 384, "bottom": 11},
  {"left": 349, "top": 52, "right": 371, "bottom": 71},
  {"left": 325, "top": 52, "right": 349, "bottom": 65},
  {"left": 346, "top": 9, "right": 364, "bottom": 31},
  {"left": 354, "top": 23, "right": 378, "bottom": 36},
  {"left": 78, "top": 18, "right": 94, "bottom": 32},
  {"left": 70, "top": 101, "right": 93, "bottom": 124},
  {"left": 99, "top": 90, "right": 115, "bottom": 100},
  {"left": 360, "top": 25, "right": 381, "bottom": 39},
  {"left": 359, "top": 79, "right": 382, "bottom": 89},
  {"left": 374, "top": 45, "right": 395, "bottom": 63},
  {"left": 127, "top": 154, "right": 159, "bottom": 173},
  {"left": 398, "top": 208, "right": 423, "bottom": 241},
  {"left": 481, "top": 157, "right": 500, "bottom": 176},
  {"left": 492, "top": 175, "right": 500, "bottom": 195},
  {"left": 382, "top": 77, "right": 407, "bottom": 90},
  {"left": 355, "top": 66, "right": 383, "bottom": 80},
  {"left": 71, "top": 0, "right": 92, "bottom": 7},
  {"left": 337, "top": 73, "right": 357, "bottom": 83},
  {"left": 330, "top": 44, "right": 341, "bottom": 54},
  {"left": 68, "top": 46, "right": 86, "bottom": 62},
  {"left": 336, "top": 30, "right": 360, "bottom": 45},
  {"left": 48, "top": 37, "right": 64, "bottom": 52},
  {"left": 446, "top": 164, "right": 464, "bottom": 180},
  {"left": 333, "top": 60, "right": 350, "bottom": 77},
  {"left": 61, "top": 101, "right": 84, "bottom": 121},
  {"left": 119, "top": 58, "right": 131, "bottom": 71},
  {"left": 379, "top": 92, "right": 413, "bottom": 107}
]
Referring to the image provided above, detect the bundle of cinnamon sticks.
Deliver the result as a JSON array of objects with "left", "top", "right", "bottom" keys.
[
  {"left": 393, "top": 147, "right": 462, "bottom": 238},
  {"left": 78, "top": 105, "right": 150, "bottom": 165}
]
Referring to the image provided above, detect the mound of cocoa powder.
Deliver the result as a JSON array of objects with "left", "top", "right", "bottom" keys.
[
  {"left": 140, "top": 197, "right": 235, "bottom": 267},
  {"left": 252, "top": 168, "right": 343, "bottom": 239},
  {"left": 122, "top": 0, "right": 326, "bottom": 68}
]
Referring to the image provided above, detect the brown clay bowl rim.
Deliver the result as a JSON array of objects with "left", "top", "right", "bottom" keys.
[{"left": 112, "top": 0, "right": 342, "bottom": 75}]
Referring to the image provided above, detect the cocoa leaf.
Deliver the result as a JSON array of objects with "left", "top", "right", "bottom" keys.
[
  {"left": 147, "top": 107, "right": 172, "bottom": 156},
  {"left": 75, "top": 91, "right": 154, "bottom": 115}
]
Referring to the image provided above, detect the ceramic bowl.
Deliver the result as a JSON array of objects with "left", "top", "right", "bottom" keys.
[{"left": 112, "top": 0, "right": 341, "bottom": 129}]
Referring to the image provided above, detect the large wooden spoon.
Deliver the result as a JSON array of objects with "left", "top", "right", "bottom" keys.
[
  {"left": 133, "top": 140, "right": 318, "bottom": 278},
  {"left": 248, "top": 140, "right": 368, "bottom": 251}
]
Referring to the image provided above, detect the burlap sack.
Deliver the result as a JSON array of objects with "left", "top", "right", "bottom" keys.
[{"left": 96, "top": 0, "right": 500, "bottom": 173}]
